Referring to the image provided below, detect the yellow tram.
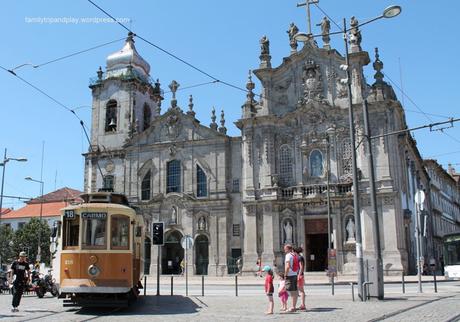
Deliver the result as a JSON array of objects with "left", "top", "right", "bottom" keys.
[{"left": 53, "top": 192, "right": 145, "bottom": 307}]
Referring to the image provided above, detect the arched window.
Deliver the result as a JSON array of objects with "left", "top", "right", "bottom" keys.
[
  {"left": 279, "top": 145, "right": 293, "bottom": 187},
  {"left": 310, "top": 150, "right": 323, "bottom": 177},
  {"left": 105, "top": 100, "right": 117, "bottom": 132},
  {"left": 143, "top": 103, "right": 151, "bottom": 131},
  {"left": 103, "top": 175, "right": 114, "bottom": 191},
  {"left": 166, "top": 160, "right": 181, "bottom": 193},
  {"left": 341, "top": 138, "right": 352, "bottom": 177},
  {"left": 141, "top": 170, "right": 151, "bottom": 200},
  {"left": 196, "top": 165, "right": 207, "bottom": 197}
]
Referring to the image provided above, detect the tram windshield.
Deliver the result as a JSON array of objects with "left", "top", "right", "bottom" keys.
[
  {"left": 444, "top": 234, "right": 460, "bottom": 266},
  {"left": 63, "top": 216, "right": 79, "bottom": 248},
  {"left": 82, "top": 212, "right": 107, "bottom": 248},
  {"left": 111, "top": 215, "right": 130, "bottom": 249}
]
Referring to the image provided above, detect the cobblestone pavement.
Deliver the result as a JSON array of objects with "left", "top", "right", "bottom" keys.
[{"left": 0, "top": 281, "right": 459, "bottom": 322}]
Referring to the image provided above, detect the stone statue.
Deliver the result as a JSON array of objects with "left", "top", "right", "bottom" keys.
[
  {"left": 171, "top": 207, "right": 177, "bottom": 224},
  {"left": 260, "top": 35, "right": 270, "bottom": 55},
  {"left": 284, "top": 220, "right": 293, "bottom": 244},
  {"left": 349, "top": 16, "right": 362, "bottom": 49},
  {"left": 346, "top": 217, "right": 356, "bottom": 242},
  {"left": 287, "top": 23, "right": 299, "bottom": 53},
  {"left": 319, "top": 17, "right": 330, "bottom": 48},
  {"left": 198, "top": 216, "right": 206, "bottom": 230}
]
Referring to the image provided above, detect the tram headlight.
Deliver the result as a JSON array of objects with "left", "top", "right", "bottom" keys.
[{"left": 88, "top": 264, "right": 101, "bottom": 278}]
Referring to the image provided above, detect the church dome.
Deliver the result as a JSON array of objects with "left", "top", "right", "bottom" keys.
[{"left": 106, "top": 32, "right": 150, "bottom": 77}]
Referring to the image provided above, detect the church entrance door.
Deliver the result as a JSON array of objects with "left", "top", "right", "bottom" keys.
[
  {"left": 195, "top": 235, "right": 209, "bottom": 275},
  {"left": 304, "top": 219, "right": 328, "bottom": 272},
  {"left": 162, "top": 230, "right": 184, "bottom": 275}
]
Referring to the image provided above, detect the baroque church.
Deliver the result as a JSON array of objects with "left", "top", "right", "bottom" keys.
[{"left": 84, "top": 19, "right": 431, "bottom": 276}]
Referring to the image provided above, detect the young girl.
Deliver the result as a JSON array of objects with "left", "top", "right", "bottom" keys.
[
  {"left": 263, "top": 265, "right": 274, "bottom": 314},
  {"left": 277, "top": 272, "right": 289, "bottom": 311}
]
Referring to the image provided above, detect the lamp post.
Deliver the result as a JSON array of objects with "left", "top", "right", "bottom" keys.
[
  {"left": 325, "top": 127, "right": 335, "bottom": 295},
  {"left": 295, "top": 5, "right": 401, "bottom": 301},
  {"left": 25, "top": 176, "right": 44, "bottom": 262},
  {"left": 0, "top": 149, "right": 27, "bottom": 223}
]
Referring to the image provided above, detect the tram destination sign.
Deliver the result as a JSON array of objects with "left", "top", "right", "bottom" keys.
[
  {"left": 81, "top": 212, "right": 107, "bottom": 219},
  {"left": 64, "top": 210, "right": 75, "bottom": 219}
]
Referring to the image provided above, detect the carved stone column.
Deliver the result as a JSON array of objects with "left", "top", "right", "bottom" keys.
[{"left": 242, "top": 205, "right": 258, "bottom": 275}]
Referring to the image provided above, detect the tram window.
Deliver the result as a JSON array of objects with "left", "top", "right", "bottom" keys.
[
  {"left": 111, "top": 215, "right": 130, "bottom": 250},
  {"left": 82, "top": 217, "right": 107, "bottom": 249},
  {"left": 63, "top": 217, "right": 79, "bottom": 248}
]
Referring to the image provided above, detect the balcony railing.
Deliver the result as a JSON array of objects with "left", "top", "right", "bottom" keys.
[{"left": 278, "top": 182, "right": 353, "bottom": 200}]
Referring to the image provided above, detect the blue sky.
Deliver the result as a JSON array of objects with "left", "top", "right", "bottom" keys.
[{"left": 1, "top": 1, "right": 459, "bottom": 209}]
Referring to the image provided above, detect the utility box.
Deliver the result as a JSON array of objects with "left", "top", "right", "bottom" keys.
[{"left": 365, "top": 258, "right": 384, "bottom": 300}]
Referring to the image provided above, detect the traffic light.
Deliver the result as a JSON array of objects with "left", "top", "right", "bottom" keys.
[{"left": 152, "top": 222, "right": 164, "bottom": 245}]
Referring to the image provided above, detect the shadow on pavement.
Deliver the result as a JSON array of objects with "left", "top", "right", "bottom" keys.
[
  {"left": 382, "top": 297, "right": 408, "bottom": 301},
  {"left": 308, "top": 307, "right": 342, "bottom": 312},
  {"left": 75, "top": 295, "right": 201, "bottom": 317}
]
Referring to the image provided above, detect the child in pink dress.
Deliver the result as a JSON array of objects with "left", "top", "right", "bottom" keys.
[{"left": 277, "top": 272, "right": 289, "bottom": 311}]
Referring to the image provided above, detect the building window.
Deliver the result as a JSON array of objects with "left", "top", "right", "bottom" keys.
[
  {"left": 310, "top": 150, "right": 324, "bottom": 177},
  {"left": 279, "top": 145, "right": 293, "bottom": 187},
  {"left": 105, "top": 99, "right": 118, "bottom": 132},
  {"left": 143, "top": 103, "right": 151, "bottom": 131},
  {"left": 232, "top": 179, "right": 240, "bottom": 193},
  {"left": 141, "top": 171, "right": 151, "bottom": 201},
  {"left": 232, "top": 224, "right": 240, "bottom": 236},
  {"left": 196, "top": 165, "right": 207, "bottom": 197},
  {"left": 18, "top": 222, "right": 26, "bottom": 230},
  {"left": 166, "top": 160, "right": 181, "bottom": 193},
  {"left": 103, "top": 175, "right": 114, "bottom": 191}
]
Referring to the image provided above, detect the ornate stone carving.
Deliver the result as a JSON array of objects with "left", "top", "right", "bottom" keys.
[
  {"left": 166, "top": 113, "right": 180, "bottom": 139},
  {"left": 299, "top": 60, "right": 324, "bottom": 104}
]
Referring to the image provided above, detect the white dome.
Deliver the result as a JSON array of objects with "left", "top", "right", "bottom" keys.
[{"left": 106, "top": 32, "right": 150, "bottom": 77}]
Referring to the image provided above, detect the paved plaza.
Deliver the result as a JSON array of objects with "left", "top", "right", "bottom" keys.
[{"left": 0, "top": 279, "right": 459, "bottom": 322}]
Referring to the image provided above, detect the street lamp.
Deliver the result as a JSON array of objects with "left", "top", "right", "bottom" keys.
[
  {"left": 25, "top": 176, "right": 44, "bottom": 262},
  {"left": 0, "top": 149, "right": 27, "bottom": 223},
  {"left": 294, "top": 5, "right": 401, "bottom": 301}
]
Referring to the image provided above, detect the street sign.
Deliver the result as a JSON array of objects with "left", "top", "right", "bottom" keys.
[
  {"left": 327, "top": 248, "right": 337, "bottom": 277},
  {"left": 181, "top": 235, "right": 194, "bottom": 250}
]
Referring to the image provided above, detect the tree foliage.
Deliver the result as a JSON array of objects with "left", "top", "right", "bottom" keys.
[
  {"left": 0, "top": 225, "right": 15, "bottom": 267},
  {"left": 12, "top": 218, "right": 51, "bottom": 265}
]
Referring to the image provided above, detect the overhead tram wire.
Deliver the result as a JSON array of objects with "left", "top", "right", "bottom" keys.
[
  {"left": 0, "top": 64, "right": 104, "bottom": 179},
  {"left": 9, "top": 37, "right": 126, "bottom": 71}
]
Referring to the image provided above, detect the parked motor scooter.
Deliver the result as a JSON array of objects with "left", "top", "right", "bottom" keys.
[{"left": 36, "top": 270, "right": 59, "bottom": 298}]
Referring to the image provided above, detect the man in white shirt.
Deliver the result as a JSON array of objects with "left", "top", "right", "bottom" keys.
[{"left": 283, "top": 244, "right": 298, "bottom": 312}]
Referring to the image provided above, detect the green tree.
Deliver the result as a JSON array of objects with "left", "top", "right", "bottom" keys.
[
  {"left": 13, "top": 218, "right": 51, "bottom": 265},
  {"left": 0, "top": 225, "right": 15, "bottom": 268}
]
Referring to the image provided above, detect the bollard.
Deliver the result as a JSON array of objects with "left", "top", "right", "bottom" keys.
[
  {"left": 171, "top": 275, "right": 173, "bottom": 296},
  {"left": 433, "top": 270, "right": 438, "bottom": 293},
  {"left": 362, "top": 282, "right": 373, "bottom": 301},
  {"left": 144, "top": 275, "right": 147, "bottom": 296},
  {"left": 349, "top": 282, "right": 355, "bottom": 301},
  {"left": 332, "top": 276, "right": 335, "bottom": 296},
  {"left": 402, "top": 271, "right": 405, "bottom": 294},
  {"left": 235, "top": 275, "right": 238, "bottom": 297},
  {"left": 202, "top": 275, "right": 204, "bottom": 297}
]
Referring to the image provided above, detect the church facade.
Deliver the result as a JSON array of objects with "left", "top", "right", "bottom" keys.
[{"left": 83, "top": 22, "right": 437, "bottom": 276}]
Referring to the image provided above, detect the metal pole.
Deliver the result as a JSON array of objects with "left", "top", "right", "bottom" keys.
[
  {"left": 171, "top": 275, "right": 173, "bottom": 296},
  {"left": 143, "top": 275, "right": 147, "bottom": 296},
  {"left": 37, "top": 181, "right": 44, "bottom": 262},
  {"left": 201, "top": 275, "right": 204, "bottom": 296},
  {"left": 363, "top": 100, "right": 384, "bottom": 300},
  {"left": 415, "top": 196, "right": 422, "bottom": 293},
  {"left": 0, "top": 149, "right": 7, "bottom": 226},
  {"left": 156, "top": 245, "right": 160, "bottom": 296},
  {"left": 402, "top": 271, "right": 405, "bottom": 294},
  {"left": 343, "top": 17, "right": 364, "bottom": 301},
  {"left": 326, "top": 135, "right": 334, "bottom": 294},
  {"left": 433, "top": 269, "right": 437, "bottom": 293},
  {"left": 235, "top": 275, "right": 238, "bottom": 297},
  {"left": 185, "top": 247, "right": 188, "bottom": 296},
  {"left": 350, "top": 282, "right": 355, "bottom": 301}
]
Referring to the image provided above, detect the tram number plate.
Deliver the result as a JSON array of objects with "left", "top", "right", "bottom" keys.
[
  {"left": 64, "top": 259, "right": 73, "bottom": 265},
  {"left": 64, "top": 210, "right": 75, "bottom": 219},
  {"left": 82, "top": 212, "right": 107, "bottom": 219}
]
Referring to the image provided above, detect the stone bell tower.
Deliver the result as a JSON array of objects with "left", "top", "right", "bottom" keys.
[{"left": 88, "top": 32, "right": 162, "bottom": 151}]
